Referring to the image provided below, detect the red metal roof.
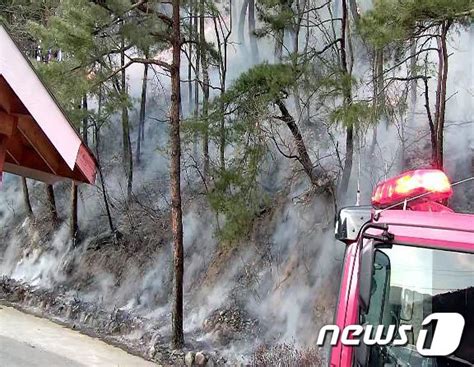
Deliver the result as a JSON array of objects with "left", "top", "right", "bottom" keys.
[{"left": 0, "top": 24, "right": 96, "bottom": 185}]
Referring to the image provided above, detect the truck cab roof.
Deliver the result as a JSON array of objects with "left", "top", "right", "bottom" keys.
[
  {"left": 373, "top": 209, "right": 474, "bottom": 251},
  {"left": 336, "top": 206, "right": 474, "bottom": 251}
]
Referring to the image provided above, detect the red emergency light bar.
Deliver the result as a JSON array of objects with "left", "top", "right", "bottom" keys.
[{"left": 371, "top": 169, "right": 453, "bottom": 209}]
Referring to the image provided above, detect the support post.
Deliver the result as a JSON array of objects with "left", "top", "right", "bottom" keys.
[
  {"left": 0, "top": 113, "right": 16, "bottom": 186},
  {"left": 0, "top": 134, "right": 7, "bottom": 185}
]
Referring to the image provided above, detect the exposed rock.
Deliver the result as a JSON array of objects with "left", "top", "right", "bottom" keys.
[
  {"left": 195, "top": 351, "right": 208, "bottom": 366},
  {"left": 203, "top": 305, "right": 260, "bottom": 345},
  {"left": 147, "top": 345, "right": 156, "bottom": 359},
  {"left": 185, "top": 351, "right": 195, "bottom": 367},
  {"left": 170, "top": 349, "right": 185, "bottom": 365}
]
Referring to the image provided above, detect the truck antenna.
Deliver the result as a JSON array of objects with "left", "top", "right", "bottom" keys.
[{"left": 356, "top": 137, "right": 362, "bottom": 206}]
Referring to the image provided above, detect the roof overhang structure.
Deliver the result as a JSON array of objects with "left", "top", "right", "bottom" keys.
[{"left": 0, "top": 24, "right": 96, "bottom": 185}]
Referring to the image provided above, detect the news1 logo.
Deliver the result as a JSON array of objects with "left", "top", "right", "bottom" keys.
[
  {"left": 319, "top": 313, "right": 465, "bottom": 356},
  {"left": 416, "top": 313, "right": 465, "bottom": 356}
]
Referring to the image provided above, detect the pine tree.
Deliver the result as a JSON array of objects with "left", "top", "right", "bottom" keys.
[{"left": 359, "top": 0, "right": 473, "bottom": 169}]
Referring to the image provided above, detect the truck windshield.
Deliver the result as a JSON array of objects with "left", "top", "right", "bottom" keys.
[{"left": 362, "top": 244, "right": 474, "bottom": 367}]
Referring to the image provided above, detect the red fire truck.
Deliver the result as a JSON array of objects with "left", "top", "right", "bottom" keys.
[{"left": 330, "top": 169, "right": 474, "bottom": 367}]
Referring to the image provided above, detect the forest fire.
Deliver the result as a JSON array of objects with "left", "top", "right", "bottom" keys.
[{"left": 0, "top": 0, "right": 472, "bottom": 366}]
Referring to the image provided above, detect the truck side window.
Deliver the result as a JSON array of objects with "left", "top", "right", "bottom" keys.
[{"left": 361, "top": 245, "right": 473, "bottom": 367}]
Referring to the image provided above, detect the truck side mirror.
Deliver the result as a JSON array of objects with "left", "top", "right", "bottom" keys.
[
  {"left": 335, "top": 206, "right": 372, "bottom": 243},
  {"left": 359, "top": 240, "right": 375, "bottom": 313}
]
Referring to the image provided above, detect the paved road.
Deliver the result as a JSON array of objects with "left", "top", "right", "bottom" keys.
[{"left": 0, "top": 305, "right": 155, "bottom": 367}]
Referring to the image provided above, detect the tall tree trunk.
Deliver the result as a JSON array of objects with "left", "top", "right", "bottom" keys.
[
  {"left": 404, "top": 40, "right": 418, "bottom": 168},
  {"left": 137, "top": 62, "right": 149, "bottom": 165},
  {"left": 340, "top": 126, "right": 354, "bottom": 194},
  {"left": 94, "top": 126, "right": 115, "bottom": 235},
  {"left": 219, "top": 76, "right": 226, "bottom": 170},
  {"left": 370, "top": 48, "right": 379, "bottom": 157},
  {"left": 70, "top": 182, "right": 78, "bottom": 242},
  {"left": 248, "top": 0, "right": 258, "bottom": 62},
  {"left": 193, "top": 0, "right": 201, "bottom": 159},
  {"left": 200, "top": 0, "right": 210, "bottom": 181},
  {"left": 275, "top": 100, "right": 331, "bottom": 189},
  {"left": 70, "top": 95, "right": 88, "bottom": 237},
  {"left": 434, "top": 21, "right": 451, "bottom": 170},
  {"left": 420, "top": 72, "right": 437, "bottom": 170},
  {"left": 95, "top": 74, "right": 116, "bottom": 236},
  {"left": 46, "top": 184, "right": 58, "bottom": 223},
  {"left": 375, "top": 48, "right": 384, "bottom": 116},
  {"left": 274, "top": 29, "right": 284, "bottom": 61},
  {"left": 302, "top": 8, "right": 312, "bottom": 126},
  {"left": 276, "top": 100, "right": 318, "bottom": 185},
  {"left": 188, "top": 2, "right": 194, "bottom": 117},
  {"left": 219, "top": 68, "right": 226, "bottom": 171},
  {"left": 348, "top": 0, "right": 359, "bottom": 23},
  {"left": 82, "top": 95, "right": 88, "bottom": 144},
  {"left": 214, "top": 5, "right": 231, "bottom": 171},
  {"left": 121, "top": 46, "right": 133, "bottom": 200},
  {"left": 409, "top": 40, "right": 418, "bottom": 117},
  {"left": 170, "top": 0, "right": 184, "bottom": 349},
  {"left": 292, "top": 8, "right": 303, "bottom": 124},
  {"left": 339, "top": 0, "right": 353, "bottom": 197},
  {"left": 22, "top": 177, "right": 33, "bottom": 218},
  {"left": 238, "top": 0, "right": 249, "bottom": 43}
]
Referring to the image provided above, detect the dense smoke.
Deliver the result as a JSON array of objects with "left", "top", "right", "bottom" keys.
[{"left": 0, "top": 0, "right": 473, "bottom": 364}]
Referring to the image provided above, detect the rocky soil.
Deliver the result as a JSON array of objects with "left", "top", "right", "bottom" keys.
[
  {"left": 0, "top": 178, "right": 340, "bottom": 366},
  {"left": 0, "top": 277, "right": 232, "bottom": 366}
]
